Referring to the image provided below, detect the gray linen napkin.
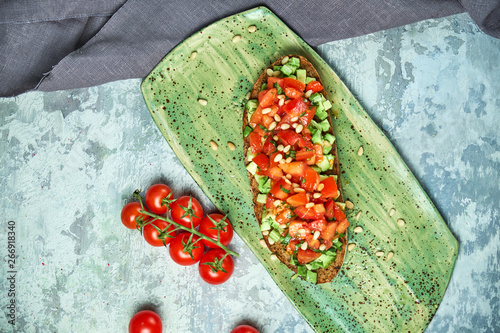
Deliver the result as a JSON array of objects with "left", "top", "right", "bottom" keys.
[{"left": 0, "top": 0, "right": 498, "bottom": 97}]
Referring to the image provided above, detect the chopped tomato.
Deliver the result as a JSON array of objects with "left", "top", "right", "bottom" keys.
[
  {"left": 261, "top": 114, "right": 274, "bottom": 129},
  {"left": 268, "top": 77, "right": 284, "bottom": 90},
  {"left": 269, "top": 151, "right": 284, "bottom": 168},
  {"left": 249, "top": 106, "right": 263, "bottom": 127},
  {"left": 321, "top": 221, "right": 339, "bottom": 243},
  {"left": 263, "top": 166, "right": 283, "bottom": 180},
  {"left": 305, "top": 234, "right": 321, "bottom": 250},
  {"left": 295, "top": 204, "right": 325, "bottom": 220},
  {"left": 300, "top": 106, "right": 316, "bottom": 127},
  {"left": 286, "top": 192, "right": 308, "bottom": 207},
  {"left": 252, "top": 125, "right": 268, "bottom": 137},
  {"left": 276, "top": 208, "right": 293, "bottom": 225},
  {"left": 320, "top": 176, "right": 339, "bottom": 198},
  {"left": 266, "top": 194, "right": 275, "bottom": 210},
  {"left": 283, "top": 77, "right": 306, "bottom": 92},
  {"left": 248, "top": 131, "right": 263, "bottom": 154},
  {"left": 258, "top": 88, "right": 277, "bottom": 108},
  {"left": 324, "top": 199, "right": 335, "bottom": 220},
  {"left": 278, "top": 161, "right": 306, "bottom": 177},
  {"left": 313, "top": 144, "right": 324, "bottom": 163},
  {"left": 286, "top": 239, "right": 300, "bottom": 254},
  {"left": 284, "top": 87, "right": 302, "bottom": 99},
  {"left": 295, "top": 149, "right": 315, "bottom": 161},
  {"left": 282, "top": 98, "right": 308, "bottom": 117},
  {"left": 270, "top": 179, "right": 293, "bottom": 200},
  {"left": 252, "top": 153, "right": 269, "bottom": 171},
  {"left": 301, "top": 167, "right": 319, "bottom": 192},
  {"left": 336, "top": 218, "right": 349, "bottom": 234},
  {"left": 297, "top": 248, "right": 321, "bottom": 265},
  {"left": 309, "top": 219, "right": 327, "bottom": 232},
  {"left": 263, "top": 136, "right": 276, "bottom": 155},
  {"left": 276, "top": 129, "right": 306, "bottom": 147},
  {"left": 332, "top": 203, "right": 346, "bottom": 222},
  {"left": 305, "top": 80, "right": 323, "bottom": 93}
]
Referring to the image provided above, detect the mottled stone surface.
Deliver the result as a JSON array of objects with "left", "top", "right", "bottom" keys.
[{"left": 0, "top": 12, "right": 498, "bottom": 333}]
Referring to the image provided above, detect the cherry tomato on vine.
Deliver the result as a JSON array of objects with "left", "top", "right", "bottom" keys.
[
  {"left": 198, "top": 249, "right": 234, "bottom": 285},
  {"left": 128, "top": 310, "right": 162, "bottom": 333},
  {"left": 169, "top": 233, "right": 205, "bottom": 266},
  {"left": 230, "top": 324, "right": 260, "bottom": 333},
  {"left": 145, "top": 184, "right": 174, "bottom": 215},
  {"left": 199, "top": 213, "right": 234, "bottom": 248},
  {"left": 121, "top": 202, "right": 150, "bottom": 229},
  {"left": 143, "top": 219, "right": 176, "bottom": 247},
  {"left": 170, "top": 196, "right": 203, "bottom": 228}
]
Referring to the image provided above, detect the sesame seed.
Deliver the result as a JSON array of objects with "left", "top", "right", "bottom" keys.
[
  {"left": 232, "top": 35, "right": 241, "bottom": 43},
  {"left": 198, "top": 98, "right": 207, "bottom": 106},
  {"left": 281, "top": 124, "right": 290, "bottom": 130},
  {"left": 305, "top": 202, "right": 314, "bottom": 209},
  {"left": 248, "top": 25, "right": 257, "bottom": 33},
  {"left": 210, "top": 140, "right": 218, "bottom": 151}
]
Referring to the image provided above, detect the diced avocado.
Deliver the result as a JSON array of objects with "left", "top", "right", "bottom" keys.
[
  {"left": 323, "top": 133, "right": 336, "bottom": 145},
  {"left": 318, "top": 119, "right": 330, "bottom": 132},
  {"left": 256, "top": 193, "right": 267, "bottom": 204},
  {"left": 260, "top": 220, "right": 271, "bottom": 232},
  {"left": 273, "top": 65, "right": 283, "bottom": 71},
  {"left": 290, "top": 256, "right": 298, "bottom": 266},
  {"left": 288, "top": 57, "right": 301, "bottom": 68},
  {"left": 246, "top": 149, "right": 256, "bottom": 162},
  {"left": 309, "top": 92, "right": 323, "bottom": 105},
  {"left": 311, "top": 128, "right": 322, "bottom": 144},
  {"left": 315, "top": 253, "right": 336, "bottom": 268},
  {"left": 246, "top": 161, "right": 258, "bottom": 175},
  {"left": 285, "top": 74, "right": 296, "bottom": 79},
  {"left": 243, "top": 125, "right": 253, "bottom": 138},
  {"left": 297, "top": 265, "right": 308, "bottom": 277},
  {"left": 260, "top": 83, "right": 267, "bottom": 91},
  {"left": 323, "top": 100, "right": 332, "bottom": 110},
  {"left": 316, "top": 154, "right": 334, "bottom": 172},
  {"left": 269, "top": 229, "right": 281, "bottom": 243},
  {"left": 311, "top": 165, "right": 321, "bottom": 173},
  {"left": 280, "top": 63, "right": 295, "bottom": 76},
  {"left": 296, "top": 69, "right": 306, "bottom": 84},
  {"left": 306, "top": 270, "right": 317, "bottom": 283},
  {"left": 255, "top": 175, "right": 271, "bottom": 194},
  {"left": 315, "top": 102, "right": 328, "bottom": 121},
  {"left": 305, "top": 77, "right": 316, "bottom": 84},
  {"left": 245, "top": 99, "right": 258, "bottom": 113},
  {"left": 336, "top": 202, "right": 346, "bottom": 210}
]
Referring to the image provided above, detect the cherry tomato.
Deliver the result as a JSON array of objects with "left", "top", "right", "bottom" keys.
[
  {"left": 128, "top": 310, "right": 162, "bottom": 333},
  {"left": 169, "top": 233, "right": 204, "bottom": 266},
  {"left": 143, "top": 219, "right": 175, "bottom": 247},
  {"left": 145, "top": 184, "right": 174, "bottom": 215},
  {"left": 198, "top": 249, "right": 234, "bottom": 285},
  {"left": 230, "top": 325, "right": 260, "bottom": 333},
  {"left": 199, "top": 214, "right": 234, "bottom": 248},
  {"left": 170, "top": 196, "right": 203, "bottom": 228},
  {"left": 121, "top": 202, "right": 150, "bottom": 229}
]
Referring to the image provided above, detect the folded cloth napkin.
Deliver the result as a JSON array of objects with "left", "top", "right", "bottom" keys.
[{"left": 0, "top": 0, "right": 498, "bottom": 97}]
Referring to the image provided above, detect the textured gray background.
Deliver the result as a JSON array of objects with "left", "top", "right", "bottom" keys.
[{"left": 1, "top": 12, "right": 499, "bottom": 332}]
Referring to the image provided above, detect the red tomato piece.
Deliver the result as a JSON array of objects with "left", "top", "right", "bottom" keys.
[
  {"left": 266, "top": 193, "right": 275, "bottom": 210},
  {"left": 314, "top": 143, "right": 324, "bottom": 163},
  {"left": 286, "top": 192, "right": 308, "bottom": 207},
  {"left": 309, "top": 219, "right": 327, "bottom": 232},
  {"left": 263, "top": 166, "right": 283, "bottom": 180},
  {"left": 295, "top": 204, "right": 325, "bottom": 220},
  {"left": 284, "top": 87, "right": 302, "bottom": 99},
  {"left": 282, "top": 98, "right": 308, "bottom": 117},
  {"left": 324, "top": 199, "right": 335, "bottom": 220},
  {"left": 249, "top": 106, "right": 263, "bottom": 127},
  {"left": 276, "top": 129, "right": 306, "bottom": 147},
  {"left": 295, "top": 149, "right": 315, "bottom": 161},
  {"left": 248, "top": 131, "right": 263, "bottom": 154},
  {"left": 336, "top": 218, "right": 350, "bottom": 235},
  {"left": 333, "top": 203, "right": 346, "bottom": 222},
  {"left": 300, "top": 106, "right": 316, "bottom": 127},
  {"left": 297, "top": 248, "right": 322, "bottom": 265},
  {"left": 283, "top": 77, "right": 306, "bottom": 92},
  {"left": 288, "top": 220, "right": 309, "bottom": 238},
  {"left": 321, "top": 221, "right": 339, "bottom": 244},
  {"left": 268, "top": 77, "right": 284, "bottom": 90},
  {"left": 258, "top": 88, "right": 277, "bottom": 108},
  {"left": 320, "top": 176, "right": 339, "bottom": 198},
  {"left": 263, "top": 136, "right": 276, "bottom": 155},
  {"left": 252, "top": 153, "right": 269, "bottom": 171},
  {"left": 121, "top": 202, "right": 151, "bottom": 229},
  {"left": 270, "top": 179, "right": 293, "bottom": 200},
  {"left": 276, "top": 208, "right": 293, "bottom": 225},
  {"left": 286, "top": 239, "right": 300, "bottom": 254},
  {"left": 301, "top": 166, "right": 320, "bottom": 192},
  {"left": 305, "top": 80, "right": 324, "bottom": 93},
  {"left": 278, "top": 161, "right": 306, "bottom": 177}
]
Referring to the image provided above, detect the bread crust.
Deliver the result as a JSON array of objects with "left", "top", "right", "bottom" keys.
[{"left": 243, "top": 55, "right": 347, "bottom": 283}]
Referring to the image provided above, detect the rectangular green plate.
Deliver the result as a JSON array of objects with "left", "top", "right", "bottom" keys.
[{"left": 141, "top": 7, "right": 458, "bottom": 333}]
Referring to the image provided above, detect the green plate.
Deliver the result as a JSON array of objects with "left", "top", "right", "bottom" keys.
[{"left": 141, "top": 7, "right": 458, "bottom": 333}]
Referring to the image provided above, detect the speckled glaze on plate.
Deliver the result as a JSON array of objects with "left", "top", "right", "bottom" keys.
[{"left": 141, "top": 7, "right": 458, "bottom": 333}]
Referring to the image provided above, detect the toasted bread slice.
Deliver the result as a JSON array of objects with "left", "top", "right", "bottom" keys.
[{"left": 243, "top": 55, "right": 347, "bottom": 283}]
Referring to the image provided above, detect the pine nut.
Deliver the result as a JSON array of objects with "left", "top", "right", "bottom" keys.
[
  {"left": 301, "top": 242, "right": 308, "bottom": 250},
  {"left": 397, "top": 219, "right": 405, "bottom": 227},
  {"left": 283, "top": 178, "right": 291, "bottom": 185},
  {"left": 274, "top": 200, "right": 281, "bottom": 206},
  {"left": 292, "top": 123, "right": 298, "bottom": 129},
  {"left": 268, "top": 122, "right": 277, "bottom": 131},
  {"left": 190, "top": 51, "right": 198, "bottom": 59},
  {"left": 248, "top": 25, "right": 257, "bottom": 33},
  {"left": 270, "top": 254, "right": 278, "bottom": 260},
  {"left": 305, "top": 202, "right": 314, "bottom": 209},
  {"left": 279, "top": 159, "right": 285, "bottom": 164},
  {"left": 313, "top": 193, "right": 321, "bottom": 199},
  {"left": 268, "top": 238, "right": 275, "bottom": 245},
  {"left": 353, "top": 226, "right": 363, "bottom": 233},
  {"left": 313, "top": 230, "right": 320, "bottom": 240},
  {"left": 274, "top": 154, "right": 283, "bottom": 163},
  {"left": 345, "top": 200, "right": 354, "bottom": 209},
  {"left": 232, "top": 35, "right": 241, "bottom": 43},
  {"left": 291, "top": 116, "right": 299, "bottom": 122},
  {"left": 277, "top": 144, "right": 284, "bottom": 151},
  {"left": 358, "top": 146, "right": 364, "bottom": 156},
  {"left": 262, "top": 107, "right": 271, "bottom": 114},
  {"left": 262, "top": 230, "right": 269, "bottom": 236},
  {"left": 317, "top": 183, "right": 325, "bottom": 191},
  {"left": 348, "top": 243, "right": 356, "bottom": 251},
  {"left": 294, "top": 188, "right": 305, "bottom": 193},
  {"left": 281, "top": 56, "right": 289, "bottom": 65},
  {"left": 274, "top": 114, "right": 281, "bottom": 122},
  {"left": 245, "top": 92, "right": 251, "bottom": 100},
  {"left": 304, "top": 90, "right": 313, "bottom": 98},
  {"left": 387, "top": 252, "right": 394, "bottom": 261},
  {"left": 283, "top": 145, "right": 291, "bottom": 153},
  {"left": 296, "top": 124, "right": 304, "bottom": 133},
  {"left": 198, "top": 98, "right": 207, "bottom": 106},
  {"left": 355, "top": 211, "right": 362, "bottom": 220},
  {"left": 210, "top": 140, "right": 218, "bottom": 150},
  {"left": 279, "top": 98, "right": 284, "bottom": 106},
  {"left": 323, "top": 140, "right": 331, "bottom": 148},
  {"left": 285, "top": 174, "right": 292, "bottom": 180},
  {"left": 260, "top": 239, "right": 267, "bottom": 247},
  {"left": 375, "top": 251, "right": 385, "bottom": 257},
  {"left": 389, "top": 208, "right": 396, "bottom": 217},
  {"left": 291, "top": 183, "right": 300, "bottom": 188},
  {"left": 273, "top": 135, "right": 279, "bottom": 141},
  {"left": 285, "top": 157, "right": 293, "bottom": 163},
  {"left": 281, "top": 124, "right": 290, "bottom": 130},
  {"left": 227, "top": 142, "right": 235, "bottom": 151},
  {"left": 319, "top": 244, "right": 326, "bottom": 251}
]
